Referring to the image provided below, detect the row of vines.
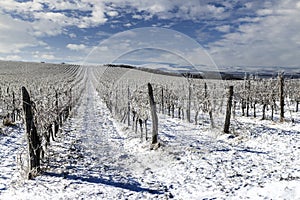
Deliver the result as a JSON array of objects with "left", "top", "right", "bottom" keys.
[
  {"left": 92, "top": 66, "right": 300, "bottom": 143},
  {"left": 0, "top": 61, "right": 86, "bottom": 179}
]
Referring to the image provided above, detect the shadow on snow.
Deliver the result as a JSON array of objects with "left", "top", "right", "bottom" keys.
[{"left": 43, "top": 172, "right": 163, "bottom": 195}]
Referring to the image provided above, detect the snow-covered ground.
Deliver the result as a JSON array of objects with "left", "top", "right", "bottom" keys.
[{"left": 0, "top": 78, "right": 299, "bottom": 199}]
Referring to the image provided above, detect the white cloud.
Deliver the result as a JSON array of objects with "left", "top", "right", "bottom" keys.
[
  {"left": 41, "top": 54, "right": 55, "bottom": 60},
  {"left": 256, "top": 9, "right": 273, "bottom": 16},
  {"left": 0, "top": 0, "right": 107, "bottom": 36},
  {"left": 0, "top": 0, "right": 251, "bottom": 38},
  {"left": 95, "top": 0, "right": 226, "bottom": 22},
  {"left": 107, "top": 10, "right": 119, "bottom": 17},
  {"left": 79, "top": 1, "right": 107, "bottom": 28},
  {"left": 0, "top": 0, "right": 43, "bottom": 13},
  {"left": 31, "top": 50, "right": 62, "bottom": 62},
  {"left": 0, "top": 12, "right": 42, "bottom": 54},
  {"left": 132, "top": 14, "right": 143, "bottom": 19},
  {"left": 208, "top": 0, "right": 300, "bottom": 67},
  {"left": 96, "top": 31, "right": 112, "bottom": 38},
  {"left": 238, "top": 17, "right": 262, "bottom": 23},
  {"left": 37, "top": 0, "right": 89, "bottom": 11},
  {"left": 34, "top": 12, "right": 67, "bottom": 23},
  {"left": 32, "top": 19, "right": 65, "bottom": 36},
  {"left": 69, "top": 33, "right": 77, "bottom": 38},
  {"left": 215, "top": 25, "right": 231, "bottom": 33},
  {"left": 31, "top": 12, "right": 75, "bottom": 36},
  {"left": 66, "top": 44, "right": 87, "bottom": 51},
  {"left": 123, "top": 23, "right": 132, "bottom": 27},
  {"left": 3, "top": 55, "right": 22, "bottom": 61}
]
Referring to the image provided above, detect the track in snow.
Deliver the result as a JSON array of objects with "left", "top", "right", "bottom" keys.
[
  {"left": 42, "top": 70, "right": 166, "bottom": 198},
  {"left": 0, "top": 69, "right": 167, "bottom": 200}
]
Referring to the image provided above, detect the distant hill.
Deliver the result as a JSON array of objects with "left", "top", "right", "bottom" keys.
[{"left": 105, "top": 64, "right": 300, "bottom": 80}]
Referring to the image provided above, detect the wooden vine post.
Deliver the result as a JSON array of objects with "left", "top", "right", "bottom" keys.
[
  {"left": 127, "top": 86, "right": 131, "bottom": 126},
  {"left": 187, "top": 82, "right": 191, "bottom": 123},
  {"left": 224, "top": 86, "right": 234, "bottom": 133},
  {"left": 279, "top": 73, "right": 284, "bottom": 122},
  {"left": 54, "top": 91, "right": 59, "bottom": 136},
  {"left": 161, "top": 87, "right": 164, "bottom": 114},
  {"left": 148, "top": 83, "right": 158, "bottom": 147},
  {"left": 246, "top": 78, "right": 250, "bottom": 117},
  {"left": 22, "top": 86, "right": 41, "bottom": 179},
  {"left": 12, "top": 91, "right": 16, "bottom": 122}
]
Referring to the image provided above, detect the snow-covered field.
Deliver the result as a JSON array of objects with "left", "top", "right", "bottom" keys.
[{"left": 1, "top": 78, "right": 299, "bottom": 200}]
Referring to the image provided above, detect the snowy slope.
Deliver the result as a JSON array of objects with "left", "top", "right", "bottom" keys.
[{"left": 0, "top": 77, "right": 299, "bottom": 199}]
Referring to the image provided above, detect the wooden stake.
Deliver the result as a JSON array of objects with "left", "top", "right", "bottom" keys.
[
  {"left": 224, "top": 86, "right": 233, "bottom": 133},
  {"left": 22, "top": 86, "right": 40, "bottom": 179},
  {"left": 148, "top": 83, "right": 158, "bottom": 145}
]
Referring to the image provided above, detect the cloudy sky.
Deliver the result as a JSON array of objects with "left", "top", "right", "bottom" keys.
[{"left": 0, "top": 0, "right": 299, "bottom": 69}]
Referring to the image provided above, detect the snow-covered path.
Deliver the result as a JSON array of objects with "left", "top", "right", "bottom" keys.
[
  {"left": 46, "top": 76, "right": 167, "bottom": 199},
  {"left": 0, "top": 71, "right": 167, "bottom": 199}
]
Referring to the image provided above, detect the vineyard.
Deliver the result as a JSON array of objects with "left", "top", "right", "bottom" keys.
[
  {"left": 0, "top": 61, "right": 299, "bottom": 199},
  {"left": 94, "top": 65, "right": 300, "bottom": 134},
  {"left": 0, "top": 61, "right": 85, "bottom": 178}
]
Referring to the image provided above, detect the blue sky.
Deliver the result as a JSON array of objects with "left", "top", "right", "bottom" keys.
[{"left": 0, "top": 0, "right": 300, "bottom": 69}]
